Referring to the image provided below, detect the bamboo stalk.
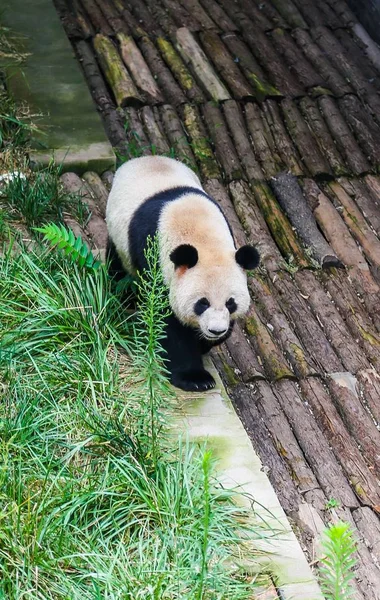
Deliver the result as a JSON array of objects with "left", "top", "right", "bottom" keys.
[
  {"left": 93, "top": 34, "right": 142, "bottom": 108},
  {"left": 175, "top": 27, "right": 230, "bottom": 101}
]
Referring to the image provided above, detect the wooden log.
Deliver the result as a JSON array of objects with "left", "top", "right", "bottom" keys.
[
  {"left": 254, "top": 380, "right": 322, "bottom": 495},
  {"left": 322, "top": 270, "right": 380, "bottom": 369},
  {"left": 250, "top": 0, "right": 288, "bottom": 28},
  {"left": 73, "top": 0, "right": 94, "bottom": 39},
  {"left": 74, "top": 40, "right": 128, "bottom": 152},
  {"left": 357, "top": 368, "right": 380, "bottom": 426},
  {"left": 80, "top": 0, "right": 113, "bottom": 34},
  {"left": 140, "top": 107, "right": 170, "bottom": 155},
  {"left": 221, "top": 33, "right": 282, "bottom": 102},
  {"left": 160, "top": 0, "right": 201, "bottom": 31},
  {"left": 273, "top": 379, "right": 359, "bottom": 508},
  {"left": 269, "top": 0, "right": 308, "bottom": 28},
  {"left": 82, "top": 171, "right": 109, "bottom": 217},
  {"left": 101, "top": 170, "right": 113, "bottom": 191},
  {"left": 225, "top": 323, "right": 265, "bottom": 381},
  {"left": 338, "top": 178, "right": 380, "bottom": 237},
  {"left": 198, "top": 0, "right": 238, "bottom": 32},
  {"left": 271, "top": 271, "right": 344, "bottom": 374},
  {"left": 144, "top": 0, "right": 178, "bottom": 38},
  {"left": 53, "top": 0, "right": 88, "bottom": 39},
  {"left": 202, "top": 102, "right": 243, "bottom": 181},
  {"left": 311, "top": 26, "right": 373, "bottom": 100},
  {"left": 280, "top": 99, "right": 332, "bottom": 177},
  {"left": 180, "top": 104, "right": 220, "bottom": 179},
  {"left": 93, "top": 34, "right": 142, "bottom": 108},
  {"left": 250, "top": 181, "right": 310, "bottom": 267},
  {"left": 339, "top": 95, "right": 380, "bottom": 170},
  {"left": 299, "top": 97, "right": 347, "bottom": 177},
  {"left": 353, "top": 22, "right": 380, "bottom": 74},
  {"left": 324, "top": 0, "right": 357, "bottom": 27},
  {"left": 95, "top": 0, "right": 126, "bottom": 33},
  {"left": 292, "top": 28, "right": 352, "bottom": 97},
  {"left": 261, "top": 100, "right": 303, "bottom": 176},
  {"left": 317, "top": 96, "right": 370, "bottom": 176},
  {"left": 236, "top": 0, "right": 274, "bottom": 31},
  {"left": 156, "top": 37, "right": 205, "bottom": 103},
  {"left": 240, "top": 20, "right": 304, "bottom": 97},
  {"left": 326, "top": 181, "right": 380, "bottom": 275},
  {"left": 271, "top": 172, "right": 342, "bottom": 268},
  {"left": 120, "top": 0, "right": 160, "bottom": 37},
  {"left": 244, "top": 306, "right": 294, "bottom": 380},
  {"left": 203, "top": 179, "right": 248, "bottom": 249},
  {"left": 61, "top": 173, "right": 107, "bottom": 251},
  {"left": 124, "top": 107, "right": 152, "bottom": 157},
  {"left": 335, "top": 29, "right": 380, "bottom": 92},
  {"left": 210, "top": 343, "right": 241, "bottom": 388},
  {"left": 175, "top": 28, "right": 230, "bottom": 102},
  {"left": 291, "top": 0, "right": 339, "bottom": 28},
  {"left": 244, "top": 103, "right": 281, "bottom": 179},
  {"left": 228, "top": 180, "right": 284, "bottom": 273},
  {"left": 222, "top": 100, "right": 264, "bottom": 182},
  {"left": 300, "top": 378, "right": 380, "bottom": 509},
  {"left": 138, "top": 37, "right": 185, "bottom": 106},
  {"left": 199, "top": 31, "right": 255, "bottom": 100},
  {"left": 116, "top": 33, "right": 164, "bottom": 105},
  {"left": 179, "top": 0, "right": 217, "bottom": 29},
  {"left": 229, "top": 383, "right": 302, "bottom": 514},
  {"left": 159, "top": 105, "right": 196, "bottom": 168},
  {"left": 353, "top": 507, "right": 380, "bottom": 561},
  {"left": 271, "top": 28, "right": 325, "bottom": 90},
  {"left": 249, "top": 274, "right": 318, "bottom": 377},
  {"left": 327, "top": 373, "right": 380, "bottom": 477},
  {"left": 112, "top": 0, "right": 145, "bottom": 37},
  {"left": 295, "top": 270, "right": 370, "bottom": 373}
]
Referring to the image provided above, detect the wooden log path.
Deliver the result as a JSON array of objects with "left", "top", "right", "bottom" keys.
[{"left": 54, "top": 0, "right": 380, "bottom": 595}]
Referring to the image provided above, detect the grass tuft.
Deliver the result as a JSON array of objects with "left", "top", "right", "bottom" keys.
[{"left": 318, "top": 521, "right": 357, "bottom": 600}]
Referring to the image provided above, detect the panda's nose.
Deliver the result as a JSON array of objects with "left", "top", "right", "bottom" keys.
[{"left": 208, "top": 328, "right": 227, "bottom": 336}]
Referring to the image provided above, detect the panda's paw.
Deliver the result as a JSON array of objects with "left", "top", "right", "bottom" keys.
[{"left": 171, "top": 369, "right": 216, "bottom": 392}]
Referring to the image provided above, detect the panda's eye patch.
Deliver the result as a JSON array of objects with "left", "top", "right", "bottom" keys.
[
  {"left": 194, "top": 297, "right": 210, "bottom": 315},
  {"left": 226, "top": 297, "right": 237, "bottom": 313}
]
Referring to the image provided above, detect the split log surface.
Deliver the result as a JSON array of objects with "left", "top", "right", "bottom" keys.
[
  {"left": 181, "top": 104, "right": 220, "bottom": 179},
  {"left": 353, "top": 507, "right": 380, "bottom": 561},
  {"left": 93, "top": 34, "right": 142, "bottom": 108},
  {"left": 156, "top": 37, "right": 205, "bottom": 103},
  {"left": 317, "top": 96, "right": 370, "bottom": 175},
  {"left": 271, "top": 272, "right": 344, "bottom": 373},
  {"left": 222, "top": 101, "right": 264, "bottom": 182},
  {"left": 300, "top": 378, "right": 380, "bottom": 509},
  {"left": 202, "top": 102, "right": 243, "bottom": 180},
  {"left": 273, "top": 379, "right": 359, "bottom": 508},
  {"left": 138, "top": 37, "right": 186, "bottom": 106},
  {"left": 271, "top": 28, "right": 325, "bottom": 90},
  {"left": 280, "top": 99, "right": 331, "bottom": 177},
  {"left": 292, "top": 28, "right": 352, "bottom": 97},
  {"left": 228, "top": 180, "right": 283, "bottom": 272},
  {"left": 75, "top": 40, "right": 128, "bottom": 151},
  {"left": 356, "top": 369, "right": 380, "bottom": 425},
  {"left": 159, "top": 105, "right": 195, "bottom": 167},
  {"left": 117, "top": 33, "right": 164, "bottom": 105},
  {"left": 271, "top": 172, "right": 341, "bottom": 268},
  {"left": 299, "top": 97, "right": 347, "bottom": 177},
  {"left": 199, "top": 31, "right": 255, "bottom": 100},
  {"left": 175, "top": 28, "right": 230, "bottom": 101},
  {"left": 244, "top": 103, "right": 281, "bottom": 179},
  {"left": 262, "top": 100, "right": 303, "bottom": 176},
  {"left": 295, "top": 270, "right": 370, "bottom": 373}
]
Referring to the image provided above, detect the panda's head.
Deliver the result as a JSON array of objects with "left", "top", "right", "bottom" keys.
[{"left": 169, "top": 243, "right": 260, "bottom": 341}]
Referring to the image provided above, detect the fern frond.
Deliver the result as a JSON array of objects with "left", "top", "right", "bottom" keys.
[
  {"left": 35, "top": 223, "right": 101, "bottom": 270},
  {"left": 318, "top": 521, "right": 357, "bottom": 600}
]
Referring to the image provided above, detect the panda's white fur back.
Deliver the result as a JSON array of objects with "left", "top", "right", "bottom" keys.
[{"left": 106, "top": 156, "right": 236, "bottom": 283}]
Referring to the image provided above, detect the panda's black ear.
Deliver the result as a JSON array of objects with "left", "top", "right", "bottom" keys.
[
  {"left": 170, "top": 244, "right": 198, "bottom": 269},
  {"left": 235, "top": 245, "right": 260, "bottom": 270}
]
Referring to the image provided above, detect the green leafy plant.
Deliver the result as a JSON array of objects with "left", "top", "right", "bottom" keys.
[
  {"left": 36, "top": 222, "right": 101, "bottom": 270},
  {"left": 318, "top": 521, "right": 357, "bottom": 600}
]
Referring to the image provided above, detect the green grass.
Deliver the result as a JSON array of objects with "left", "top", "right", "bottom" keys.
[
  {"left": 318, "top": 522, "right": 357, "bottom": 600},
  {"left": 0, "top": 234, "right": 273, "bottom": 599}
]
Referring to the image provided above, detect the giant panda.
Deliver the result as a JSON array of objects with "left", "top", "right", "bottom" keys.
[{"left": 106, "top": 156, "right": 260, "bottom": 392}]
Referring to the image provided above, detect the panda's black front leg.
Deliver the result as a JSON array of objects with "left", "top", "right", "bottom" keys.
[{"left": 162, "top": 315, "right": 215, "bottom": 392}]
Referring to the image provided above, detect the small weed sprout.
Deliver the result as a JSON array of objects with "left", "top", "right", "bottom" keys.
[{"left": 318, "top": 521, "right": 357, "bottom": 600}]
